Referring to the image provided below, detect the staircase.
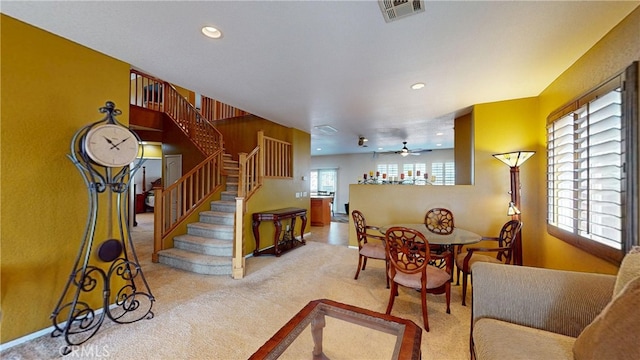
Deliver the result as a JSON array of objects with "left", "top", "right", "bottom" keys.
[{"left": 157, "top": 154, "right": 239, "bottom": 275}]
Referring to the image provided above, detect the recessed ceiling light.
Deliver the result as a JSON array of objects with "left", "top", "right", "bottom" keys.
[
  {"left": 316, "top": 148, "right": 322, "bottom": 151},
  {"left": 378, "top": 147, "right": 384, "bottom": 150},
  {"left": 202, "top": 26, "right": 222, "bottom": 39},
  {"left": 436, "top": 132, "right": 443, "bottom": 136},
  {"left": 436, "top": 143, "right": 442, "bottom": 147},
  {"left": 411, "top": 82, "right": 425, "bottom": 90}
]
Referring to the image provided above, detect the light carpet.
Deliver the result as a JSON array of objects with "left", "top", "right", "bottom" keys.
[{"left": 2, "top": 217, "right": 472, "bottom": 359}]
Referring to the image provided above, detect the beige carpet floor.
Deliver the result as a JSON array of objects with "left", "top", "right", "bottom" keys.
[{"left": 2, "top": 215, "right": 472, "bottom": 359}]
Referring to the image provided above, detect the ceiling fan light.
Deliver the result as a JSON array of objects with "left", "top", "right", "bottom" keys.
[
  {"left": 201, "top": 26, "right": 222, "bottom": 39},
  {"left": 401, "top": 152, "right": 409, "bottom": 157}
]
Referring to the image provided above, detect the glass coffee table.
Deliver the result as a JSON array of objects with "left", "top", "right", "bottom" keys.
[{"left": 249, "top": 299, "right": 422, "bottom": 360}]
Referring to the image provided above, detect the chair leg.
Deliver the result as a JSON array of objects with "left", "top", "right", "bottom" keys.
[
  {"left": 386, "top": 282, "right": 397, "bottom": 315},
  {"left": 420, "top": 287, "right": 429, "bottom": 332},
  {"left": 385, "top": 261, "right": 390, "bottom": 289},
  {"left": 362, "top": 257, "right": 368, "bottom": 271},
  {"left": 354, "top": 255, "right": 364, "bottom": 280},
  {"left": 445, "top": 282, "right": 451, "bottom": 314},
  {"left": 456, "top": 267, "right": 461, "bottom": 285},
  {"left": 462, "top": 271, "right": 469, "bottom": 306}
]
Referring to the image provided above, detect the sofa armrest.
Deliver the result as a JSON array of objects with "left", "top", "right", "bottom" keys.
[{"left": 472, "top": 262, "right": 615, "bottom": 337}]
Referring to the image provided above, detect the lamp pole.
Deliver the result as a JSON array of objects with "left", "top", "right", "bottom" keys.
[
  {"left": 510, "top": 165, "right": 523, "bottom": 265},
  {"left": 492, "top": 151, "right": 534, "bottom": 266}
]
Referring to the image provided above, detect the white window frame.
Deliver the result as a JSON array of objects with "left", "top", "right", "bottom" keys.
[{"left": 546, "top": 62, "right": 638, "bottom": 264}]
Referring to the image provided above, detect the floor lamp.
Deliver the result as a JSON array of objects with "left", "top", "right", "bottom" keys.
[{"left": 492, "top": 151, "right": 535, "bottom": 266}]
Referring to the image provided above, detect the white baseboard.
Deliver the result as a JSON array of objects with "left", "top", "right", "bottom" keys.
[{"left": 0, "top": 303, "right": 119, "bottom": 352}]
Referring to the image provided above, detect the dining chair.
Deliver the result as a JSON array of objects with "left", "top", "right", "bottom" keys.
[
  {"left": 384, "top": 226, "right": 452, "bottom": 331},
  {"left": 424, "top": 207, "right": 455, "bottom": 267},
  {"left": 455, "top": 219, "right": 523, "bottom": 306},
  {"left": 352, "top": 210, "right": 389, "bottom": 288},
  {"left": 424, "top": 208, "right": 455, "bottom": 235}
]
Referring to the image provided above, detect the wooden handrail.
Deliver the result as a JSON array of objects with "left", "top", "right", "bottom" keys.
[
  {"left": 129, "top": 69, "right": 224, "bottom": 156},
  {"left": 152, "top": 151, "right": 223, "bottom": 261},
  {"left": 130, "top": 70, "right": 294, "bottom": 278},
  {"left": 201, "top": 95, "right": 248, "bottom": 121},
  {"left": 263, "top": 135, "right": 292, "bottom": 178}
]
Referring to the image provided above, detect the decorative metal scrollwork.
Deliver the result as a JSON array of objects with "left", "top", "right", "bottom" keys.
[{"left": 50, "top": 102, "right": 155, "bottom": 355}]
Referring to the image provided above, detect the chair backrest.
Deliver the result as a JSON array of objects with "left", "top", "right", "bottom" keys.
[
  {"left": 497, "top": 219, "right": 523, "bottom": 263},
  {"left": 352, "top": 210, "right": 371, "bottom": 248},
  {"left": 424, "top": 208, "right": 454, "bottom": 235},
  {"left": 385, "top": 227, "right": 431, "bottom": 275}
]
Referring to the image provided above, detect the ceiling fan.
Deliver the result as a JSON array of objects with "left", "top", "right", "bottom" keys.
[{"left": 395, "top": 141, "right": 425, "bottom": 156}]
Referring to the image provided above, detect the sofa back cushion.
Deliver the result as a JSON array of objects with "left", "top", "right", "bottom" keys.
[
  {"left": 613, "top": 246, "right": 640, "bottom": 297},
  {"left": 573, "top": 276, "right": 640, "bottom": 360}
]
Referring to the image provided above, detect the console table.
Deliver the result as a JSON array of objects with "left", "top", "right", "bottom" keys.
[{"left": 252, "top": 207, "right": 307, "bottom": 257}]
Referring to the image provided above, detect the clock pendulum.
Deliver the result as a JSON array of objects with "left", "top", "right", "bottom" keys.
[{"left": 50, "top": 101, "right": 155, "bottom": 355}]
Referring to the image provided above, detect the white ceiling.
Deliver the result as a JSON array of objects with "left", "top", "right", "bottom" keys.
[{"left": 3, "top": 1, "right": 638, "bottom": 156}]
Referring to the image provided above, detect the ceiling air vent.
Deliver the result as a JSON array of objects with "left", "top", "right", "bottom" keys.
[{"left": 378, "top": 0, "right": 425, "bottom": 23}]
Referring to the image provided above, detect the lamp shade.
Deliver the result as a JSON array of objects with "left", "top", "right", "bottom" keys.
[
  {"left": 493, "top": 151, "right": 535, "bottom": 168},
  {"left": 507, "top": 201, "right": 521, "bottom": 216}
]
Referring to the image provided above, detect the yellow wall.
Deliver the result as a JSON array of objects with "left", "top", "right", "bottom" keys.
[
  {"left": 350, "top": 7, "right": 640, "bottom": 276},
  {"left": 1, "top": 15, "right": 130, "bottom": 342},
  {"left": 534, "top": 6, "right": 640, "bottom": 273},
  {"left": 244, "top": 128, "right": 311, "bottom": 255},
  {"left": 140, "top": 143, "right": 163, "bottom": 159}
]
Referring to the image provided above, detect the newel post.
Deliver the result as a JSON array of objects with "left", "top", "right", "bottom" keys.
[
  {"left": 152, "top": 188, "right": 163, "bottom": 263},
  {"left": 232, "top": 196, "right": 246, "bottom": 279}
]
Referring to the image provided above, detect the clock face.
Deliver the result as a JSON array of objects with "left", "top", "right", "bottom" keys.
[{"left": 84, "top": 124, "right": 139, "bottom": 167}]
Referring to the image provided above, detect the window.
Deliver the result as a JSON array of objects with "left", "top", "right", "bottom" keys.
[
  {"left": 401, "top": 163, "right": 426, "bottom": 180},
  {"left": 377, "top": 164, "right": 398, "bottom": 180},
  {"left": 310, "top": 169, "right": 337, "bottom": 193},
  {"left": 431, "top": 162, "right": 455, "bottom": 185},
  {"left": 547, "top": 62, "right": 638, "bottom": 264}
]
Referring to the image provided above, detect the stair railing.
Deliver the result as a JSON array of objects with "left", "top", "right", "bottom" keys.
[
  {"left": 130, "top": 70, "right": 226, "bottom": 262},
  {"left": 233, "top": 131, "right": 292, "bottom": 278},
  {"left": 201, "top": 95, "right": 248, "bottom": 121},
  {"left": 130, "top": 69, "right": 223, "bottom": 156},
  {"left": 152, "top": 151, "right": 224, "bottom": 262}
]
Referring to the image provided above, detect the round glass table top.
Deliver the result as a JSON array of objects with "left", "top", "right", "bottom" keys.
[{"left": 379, "top": 224, "right": 481, "bottom": 246}]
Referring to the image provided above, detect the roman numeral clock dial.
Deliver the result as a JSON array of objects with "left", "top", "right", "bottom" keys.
[{"left": 84, "top": 124, "right": 139, "bottom": 167}]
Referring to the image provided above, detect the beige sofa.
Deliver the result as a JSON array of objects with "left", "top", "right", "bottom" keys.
[{"left": 471, "top": 249, "right": 640, "bottom": 360}]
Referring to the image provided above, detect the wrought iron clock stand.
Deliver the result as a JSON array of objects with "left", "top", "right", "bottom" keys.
[{"left": 50, "top": 102, "right": 155, "bottom": 355}]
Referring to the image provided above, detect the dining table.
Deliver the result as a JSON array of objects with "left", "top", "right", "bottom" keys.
[{"left": 379, "top": 223, "right": 482, "bottom": 248}]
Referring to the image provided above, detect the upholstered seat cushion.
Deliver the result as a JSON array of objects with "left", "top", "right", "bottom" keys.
[
  {"left": 392, "top": 265, "right": 450, "bottom": 289},
  {"left": 359, "top": 241, "right": 385, "bottom": 259},
  {"left": 455, "top": 253, "right": 502, "bottom": 272},
  {"left": 474, "top": 318, "right": 575, "bottom": 360}
]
